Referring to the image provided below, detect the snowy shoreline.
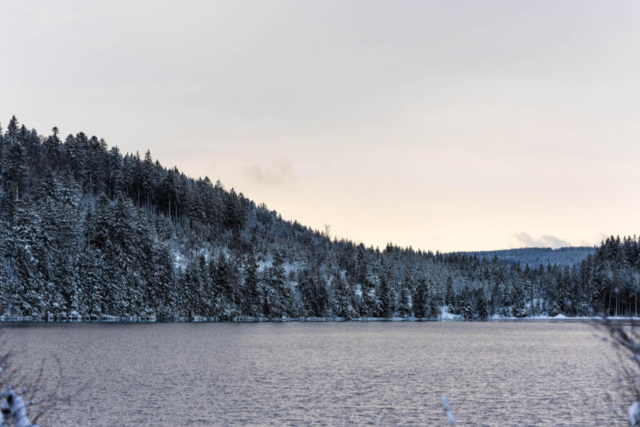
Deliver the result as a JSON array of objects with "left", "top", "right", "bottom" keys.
[{"left": 0, "top": 315, "right": 635, "bottom": 324}]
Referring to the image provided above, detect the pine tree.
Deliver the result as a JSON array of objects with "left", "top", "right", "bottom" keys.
[
  {"left": 398, "top": 283, "right": 411, "bottom": 318},
  {"left": 10, "top": 198, "right": 44, "bottom": 317},
  {"left": 243, "top": 250, "right": 262, "bottom": 317},
  {"left": 475, "top": 288, "right": 489, "bottom": 319},
  {"left": 0, "top": 211, "right": 9, "bottom": 314},
  {"left": 110, "top": 194, "right": 140, "bottom": 315},
  {"left": 510, "top": 285, "right": 528, "bottom": 318},
  {"left": 554, "top": 274, "right": 569, "bottom": 316},
  {"left": 78, "top": 247, "right": 103, "bottom": 319},
  {"left": 445, "top": 276, "right": 455, "bottom": 307},
  {"left": 333, "top": 275, "right": 355, "bottom": 320},
  {"left": 412, "top": 278, "right": 428, "bottom": 318},
  {"left": 152, "top": 243, "right": 176, "bottom": 319},
  {"left": 3, "top": 129, "right": 27, "bottom": 200},
  {"left": 359, "top": 268, "right": 380, "bottom": 318},
  {"left": 210, "top": 253, "right": 230, "bottom": 319},
  {"left": 263, "top": 249, "right": 289, "bottom": 318},
  {"left": 181, "top": 263, "right": 198, "bottom": 320},
  {"left": 377, "top": 275, "right": 395, "bottom": 318},
  {"left": 427, "top": 285, "right": 440, "bottom": 319},
  {"left": 459, "top": 286, "right": 473, "bottom": 320}
]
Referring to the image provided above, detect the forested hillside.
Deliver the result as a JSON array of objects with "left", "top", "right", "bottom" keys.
[
  {"left": 467, "top": 247, "right": 596, "bottom": 268},
  {"left": 0, "top": 116, "right": 636, "bottom": 320}
]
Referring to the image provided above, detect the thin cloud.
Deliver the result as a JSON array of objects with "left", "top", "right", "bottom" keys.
[
  {"left": 576, "top": 233, "right": 608, "bottom": 247},
  {"left": 512, "top": 232, "right": 571, "bottom": 249},
  {"left": 245, "top": 159, "right": 297, "bottom": 188}
]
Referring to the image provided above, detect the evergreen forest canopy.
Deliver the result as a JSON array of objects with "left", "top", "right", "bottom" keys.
[
  {"left": 466, "top": 247, "right": 596, "bottom": 268},
  {"left": 0, "top": 116, "right": 637, "bottom": 321}
]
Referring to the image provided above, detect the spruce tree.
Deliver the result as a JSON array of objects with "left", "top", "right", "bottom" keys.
[
  {"left": 445, "top": 276, "right": 455, "bottom": 307},
  {"left": 412, "top": 278, "right": 428, "bottom": 318},
  {"left": 459, "top": 286, "right": 473, "bottom": 320},
  {"left": 377, "top": 275, "right": 395, "bottom": 318},
  {"left": 333, "top": 275, "right": 355, "bottom": 320},
  {"left": 427, "top": 285, "right": 440, "bottom": 319},
  {"left": 244, "top": 250, "right": 262, "bottom": 317},
  {"left": 398, "top": 283, "right": 411, "bottom": 318},
  {"left": 475, "top": 288, "right": 489, "bottom": 319}
]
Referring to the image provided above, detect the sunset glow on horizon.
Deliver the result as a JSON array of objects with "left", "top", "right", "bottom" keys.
[{"left": 2, "top": 0, "right": 639, "bottom": 252}]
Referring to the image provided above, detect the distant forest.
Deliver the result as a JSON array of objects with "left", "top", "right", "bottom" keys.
[
  {"left": 467, "top": 247, "right": 596, "bottom": 268},
  {"left": 0, "top": 116, "right": 637, "bottom": 320}
]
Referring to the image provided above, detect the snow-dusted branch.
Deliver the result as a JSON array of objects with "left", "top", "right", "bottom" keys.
[
  {"left": 601, "top": 318, "right": 640, "bottom": 426},
  {"left": 0, "top": 386, "right": 38, "bottom": 427},
  {"left": 0, "top": 341, "right": 71, "bottom": 427}
]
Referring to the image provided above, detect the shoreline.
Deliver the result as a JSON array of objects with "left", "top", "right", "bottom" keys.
[{"left": 0, "top": 315, "right": 634, "bottom": 324}]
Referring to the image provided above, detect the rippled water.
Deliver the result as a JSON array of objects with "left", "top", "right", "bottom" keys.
[{"left": 0, "top": 322, "right": 627, "bottom": 426}]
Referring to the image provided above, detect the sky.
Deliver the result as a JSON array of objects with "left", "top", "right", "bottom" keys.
[{"left": 1, "top": 0, "right": 639, "bottom": 252}]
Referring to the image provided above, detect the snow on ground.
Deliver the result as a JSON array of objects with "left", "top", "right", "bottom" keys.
[
  {"left": 440, "top": 306, "right": 461, "bottom": 321},
  {"left": 3, "top": 307, "right": 640, "bottom": 323}
]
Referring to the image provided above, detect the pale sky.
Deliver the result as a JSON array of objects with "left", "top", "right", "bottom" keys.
[{"left": 2, "top": 0, "right": 639, "bottom": 252}]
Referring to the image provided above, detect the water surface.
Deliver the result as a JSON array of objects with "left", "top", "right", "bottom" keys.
[{"left": 0, "top": 322, "right": 625, "bottom": 426}]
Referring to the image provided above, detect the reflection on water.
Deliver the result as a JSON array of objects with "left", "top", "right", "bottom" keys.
[{"left": 0, "top": 322, "right": 625, "bottom": 426}]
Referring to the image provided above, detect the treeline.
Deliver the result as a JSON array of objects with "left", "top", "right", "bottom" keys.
[
  {"left": 0, "top": 116, "right": 636, "bottom": 320},
  {"left": 466, "top": 247, "right": 595, "bottom": 268}
]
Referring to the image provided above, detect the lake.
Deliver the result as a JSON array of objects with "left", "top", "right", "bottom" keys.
[{"left": 0, "top": 321, "right": 626, "bottom": 426}]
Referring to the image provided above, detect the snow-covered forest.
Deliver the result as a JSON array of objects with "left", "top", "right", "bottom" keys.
[
  {"left": 0, "top": 116, "right": 637, "bottom": 321},
  {"left": 466, "top": 247, "right": 595, "bottom": 268}
]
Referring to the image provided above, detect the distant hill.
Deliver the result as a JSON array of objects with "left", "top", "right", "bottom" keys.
[{"left": 464, "top": 247, "right": 597, "bottom": 268}]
